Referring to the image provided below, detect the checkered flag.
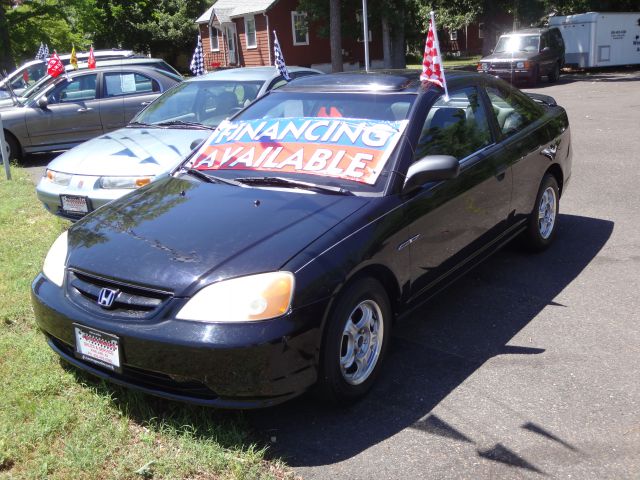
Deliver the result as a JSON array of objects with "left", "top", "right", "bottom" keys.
[
  {"left": 420, "top": 12, "right": 449, "bottom": 100},
  {"left": 273, "top": 31, "right": 291, "bottom": 81},
  {"left": 35, "top": 43, "right": 45, "bottom": 60},
  {"left": 43, "top": 44, "right": 49, "bottom": 59},
  {"left": 190, "top": 34, "right": 205, "bottom": 76}
]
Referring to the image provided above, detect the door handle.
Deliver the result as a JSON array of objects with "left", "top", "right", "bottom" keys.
[
  {"left": 77, "top": 107, "right": 93, "bottom": 113},
  {"left": 140, "top": 101, "right": 151, "bottom": 106}
]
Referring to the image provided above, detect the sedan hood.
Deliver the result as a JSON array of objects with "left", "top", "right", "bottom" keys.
[
  {"left": 67, "top": 176, "right": 368, "bottom": 295},
  {"left": 48, "top": 128, "right": 209, "bottom": 177}
]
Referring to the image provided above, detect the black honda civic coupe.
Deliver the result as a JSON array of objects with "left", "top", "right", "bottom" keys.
[{"left": 32, "top": 70, "right": 572, "bottom": 408}]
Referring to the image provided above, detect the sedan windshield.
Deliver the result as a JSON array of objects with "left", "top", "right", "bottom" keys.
[
  {"left": 135, "top": 80, "right": 264, "bottom": 127},
  {"left": 186, "top": 91, "right": 416, "bottom": 194},
  {"left": 494, "top": 35, "right": 540, "bottom": 53}
]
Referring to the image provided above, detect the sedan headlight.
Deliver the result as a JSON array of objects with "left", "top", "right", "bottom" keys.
[
  {"left": 176, "top": 272, "right": 295, "bottom": 323},
  {"left": 46, "top": 169, "right": 72, "bottom": 186},
  {"left": 516, "top": 61, "right": 525, "bottom": 69},
  {"left": 99, "top": 176, "right": 153, "bottom": 189},
  {"left": 42, "top": 231, "right": 68, "bottom": 287}
]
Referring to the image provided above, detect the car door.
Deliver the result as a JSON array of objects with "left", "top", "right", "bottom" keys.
[
  {"left": 100, "top": 71, "right": 161, "bottom": 132},
  {"left": 403, "top": 86, "right": 513, "bottom": 300},
  {"left": 485, "top": 84, "right": 554, "bottom": 220},
  {"left": 26, "top": 72, "right": 102, "bottom": 149}
]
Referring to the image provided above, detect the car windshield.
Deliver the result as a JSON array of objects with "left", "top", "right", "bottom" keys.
[
  {"left": 185, "top": 91, "right": 416, "bottom": 194},
  {"left": 135, "top": 80, "right": 264, "bottom": 127},
  {"left": 494, "top": 35, "right": 540, "bottom": 53}
]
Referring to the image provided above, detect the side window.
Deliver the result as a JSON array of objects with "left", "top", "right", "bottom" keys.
[
  {"left": 49, "top": 74, "right": 97, "bottom": 104},
  {"left": 486, "top": 85, "right": 543, "bottom": 137},
  {"left": 104, "top": 73, "right": 159, "bottom": 98},
  {"left": 414, "top": 87, "right": 492, "bottom": 161}
]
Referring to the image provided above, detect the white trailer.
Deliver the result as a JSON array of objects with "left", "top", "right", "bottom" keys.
[{"left": 549, "top": 12, "right": 640, "bottom": 68}]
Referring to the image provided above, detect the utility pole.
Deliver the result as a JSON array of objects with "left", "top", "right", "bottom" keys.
[{"left": 362, "top": 0, "right": 370, "bottom": 71}]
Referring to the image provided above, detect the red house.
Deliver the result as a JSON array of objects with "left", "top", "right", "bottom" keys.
[{"left": 195, "top": 0, "right": 384, "bottom": 72}]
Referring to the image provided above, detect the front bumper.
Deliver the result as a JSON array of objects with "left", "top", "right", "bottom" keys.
[
  {"left": 36, "top": 176, "right": 137, "bottom": 220},
  {"left": 481, "top": 69, "right": 536, "bottom": 84},
  {"left": 31, "top": 273, "right": 326, "bottom": 408}
]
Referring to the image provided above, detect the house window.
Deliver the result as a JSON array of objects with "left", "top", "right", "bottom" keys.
[
  {"left": 450, "top": 30, "right": 458, "bottom": 41},
  {"left": 209, "top": 24, "right": 220, "bottom": 51},
  {"left": 291, "top": 11, "right": 309, "bottom": 46},
  {"left": 478, "top": 23, "right": 485, "bottom": 39},
  {"left": 245, "top": 16, "right": 257, "bottom": 48}
]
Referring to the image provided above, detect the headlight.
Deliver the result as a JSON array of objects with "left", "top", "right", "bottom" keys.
[
  {"left": 516, "top": 61, "right": 525, "bottom": 69},
  {"left": 99, "top": 176, "right": 152, "bottom": 189},
  {"left": 46, "top": 169, "right": 72, "bottom": 186},
  {"left": 42, "top": 231, "right": 68, "bottom": 287},
  {"left": 176, "top": 272, "right": 295, "bottom": 323}
]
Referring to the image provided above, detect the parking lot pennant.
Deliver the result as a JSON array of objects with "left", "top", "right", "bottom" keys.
[
  {"left": 420, "top": 12, "right": 449, "bottom": 100},
  {"left": 47, "top": 51, "right": 65, "bottom": 78}
]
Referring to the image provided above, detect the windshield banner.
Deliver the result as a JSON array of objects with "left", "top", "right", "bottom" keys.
[{"left": 191, "top": 118, "right": 407, "bottom": 185}]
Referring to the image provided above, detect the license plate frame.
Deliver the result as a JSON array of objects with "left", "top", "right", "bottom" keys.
[
  {"left": 73, "top": 324, "right": 122, "bottom": 373},
  {"left": 60, "top": 194, "right": 90, "bottom": 214}
]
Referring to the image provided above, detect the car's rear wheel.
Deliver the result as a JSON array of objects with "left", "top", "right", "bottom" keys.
[
  {"left": 523, "top": 174, "right": 559, "bottom": 251},
  {"left": 317, "top": 277, "right": 391, "bottom": 403},
  {"left": 548, "top": 62, "right": 560, "bottom": 83}
]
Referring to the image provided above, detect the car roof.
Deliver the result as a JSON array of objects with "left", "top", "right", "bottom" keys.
[
  {"left": 501, "top": 27, "right": 555, "bottom": 36},
  {"left": 188, "top": 66, "right": 321, "bottom": 82},
  {"left": 277, "top": 69, "right": 479, "bottom": 94}
]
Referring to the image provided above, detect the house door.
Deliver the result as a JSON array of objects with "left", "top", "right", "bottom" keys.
[{"left": 226, "top": 24, "right": 237, "bottom": 65}]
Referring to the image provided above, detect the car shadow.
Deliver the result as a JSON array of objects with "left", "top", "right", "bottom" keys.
[
  {"left": 245, "top": 213, "right": 613, "bottom": 469},
  {"left": 59, "top": 213, "right": 613, "bottom": 473}
]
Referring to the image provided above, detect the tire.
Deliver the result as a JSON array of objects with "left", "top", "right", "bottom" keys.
[
  {"left": 3, "top": 132, "right": 21, "bottom": 162},
  {"left": 523, "top": 174, "right": 559, "bottom": 252},
  {"left": 548, "top": 62, "right": 560, "bottom": 83},
  {"left": 317, "top": 277, "right": 392, "bottom": 404}
]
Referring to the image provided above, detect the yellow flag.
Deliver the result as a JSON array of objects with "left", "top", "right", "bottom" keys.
[{"left": 70, "top": 45, "right": 78, "bottom": 70}]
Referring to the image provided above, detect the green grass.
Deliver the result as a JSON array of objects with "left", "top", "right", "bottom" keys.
[
  {"left": 408, "top": 55, "right": 481, "bottom": 69},
  {"left": 0, "top": 167, "right": 290, "bottom": 479}
]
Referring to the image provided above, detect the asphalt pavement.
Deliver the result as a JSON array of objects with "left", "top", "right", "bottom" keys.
[{"left": 21, "top": 68, "right": 640, "bottom": 479}]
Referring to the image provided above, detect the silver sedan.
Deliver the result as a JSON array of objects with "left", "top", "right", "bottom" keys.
[
  {"left": 1, "top": 65, "right": 181, "bottom": 160},
  {"left": 36, "top": 66, "right": 321, "bottom": 220}
]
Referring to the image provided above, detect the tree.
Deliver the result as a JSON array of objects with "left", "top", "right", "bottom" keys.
[{"left": 329, "top": 0, "right": 343, "bottom": 72}]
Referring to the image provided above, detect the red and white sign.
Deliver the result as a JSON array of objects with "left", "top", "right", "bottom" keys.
[
  {"left": 192, "top": 118, "right": 407, "bottom": 185},
  {"left": 47, "top": 52, "right": 65, "bottom": 78},
  {"left": 74, "top": 326, "right": 121, "bottom": 371}
]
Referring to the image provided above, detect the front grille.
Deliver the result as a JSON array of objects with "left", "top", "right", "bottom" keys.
[
  {"left": 491, "top": 62, "right": 513, "bottom": 69},
  {"left": 67, "top": 270, "right": 172, "bottom": 318},
  {"left": 50, "top": 336, "right": 218, "bottom": 401}
]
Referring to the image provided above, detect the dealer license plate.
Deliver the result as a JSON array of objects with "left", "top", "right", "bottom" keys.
[
  {"left": 74, "top": 324, "right": 122, "bottom": 373},
  {"left": 60, "top": 195, "right": 89, "bottom": 214}
]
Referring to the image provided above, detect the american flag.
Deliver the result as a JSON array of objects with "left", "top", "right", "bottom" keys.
[
  {"left": 420, "top": 12, "right": 449, "bottom": 100},
  {"left": 190, "top": 34, "right": 205, "bottom": 76},
  {"left": 273, "top": 31, "right": 290, "bottom": 81}
]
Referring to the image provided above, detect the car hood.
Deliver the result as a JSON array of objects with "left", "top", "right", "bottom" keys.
[
  {"left": 67, "top": 176, "right": 368, "bottom": 296},
  {"left": 48, "top": 128, "right": 209, "bottom": 177},
  {"left": 481, "top": 51, "right": 539, "bottom": 63}
]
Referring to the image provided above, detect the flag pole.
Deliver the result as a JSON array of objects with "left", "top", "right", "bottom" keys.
[
  {"left": 430, "top": 11, "right": 449, "bottom": 100},
  {"left": 362, "top": 0, "right": 370, "bottom": 71}
]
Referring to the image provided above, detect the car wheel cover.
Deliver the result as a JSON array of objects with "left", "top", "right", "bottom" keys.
[
  {"left": 339, "top": 299, "right": 384, "bottom": 386},
  {"left": 538, "top": 186, "right": 557, "bottom": 239}
]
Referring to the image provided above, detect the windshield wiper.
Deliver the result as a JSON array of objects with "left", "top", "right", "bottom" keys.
[
  {"left": 185, "top": 168, "right": 244, "bottom": 186},
  {"left": 127, "top": 121, "right": 155, "bottom": 128},
  {"left": 154, "top": 120, "right": 215, "bottom": 130},
  {"left": 234, "top": 176, "right": 354, "bottom": 196}
]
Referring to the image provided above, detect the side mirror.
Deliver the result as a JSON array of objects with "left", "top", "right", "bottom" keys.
[
  {"left": 402, "top": 155, "right": 460, "bottom": 194},
  {"left": 37, "top": 96, "right": 48, "bottom": 109}
]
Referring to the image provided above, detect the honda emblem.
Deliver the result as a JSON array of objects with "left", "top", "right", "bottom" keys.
[{"left": 97, "top": 287, "right": 119, "bottom": 308}]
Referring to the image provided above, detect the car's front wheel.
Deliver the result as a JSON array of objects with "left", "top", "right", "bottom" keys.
[
  {"left": 523, "top": 174, "right": 559, "bottom": 251},
  {"left": 317, "top": 277, "right": 392, "bottom": 403}
]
